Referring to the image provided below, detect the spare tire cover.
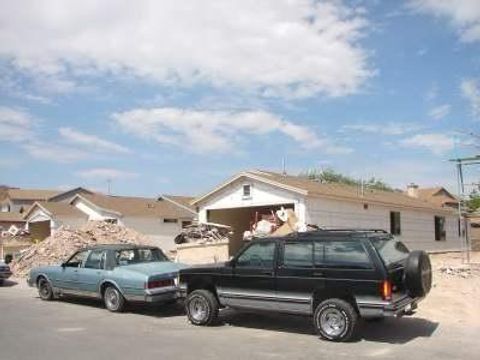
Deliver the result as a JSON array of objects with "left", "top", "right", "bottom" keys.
[{"left": 405, "top": 250, "right": 432, "bottom": 298}]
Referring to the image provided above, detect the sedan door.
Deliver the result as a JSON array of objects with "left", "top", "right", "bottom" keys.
[
  {"left": 74, "top": 249, "right": 107, "bottom": 296},
  {"left": 221, "top": 240, "right": 278, "bottom": 311},
  {"left": 54, "top": 250, "right": 89, "bottom": 291}
]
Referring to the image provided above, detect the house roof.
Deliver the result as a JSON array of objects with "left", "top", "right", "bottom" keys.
[
  {"left": 5, "top": 188, "right": 61, "bottom": 201},
  {"left": 193, "top": 170, "right": 454, "bottom": 213},
  {"left": 158, "top": 195, "right": 196, "bottom": 213},
  {"left": 47, "top": 187, "right": 93, "bottom": 202},
  {"left": 415, "top": 187, "right": 458, "bottom": 207},
  {"left": 72, "top": 193, "right": 195, "bottom": 218},
  {"left": 23, "top": 201, "right": 87, "bottom": 220},
  {"left": 0, "top": 212, "right": 26, "bottom": 222}
]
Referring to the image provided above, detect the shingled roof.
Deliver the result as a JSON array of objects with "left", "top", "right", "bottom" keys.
[
  {"left": 5, "top": 188, "right": 61, "bottom": 201},
  {"left": 194, "top": 170, "right": 454, "bottom": 213},
  {"left": 72, "top": 193, "right": 195, "bottom": 218}
]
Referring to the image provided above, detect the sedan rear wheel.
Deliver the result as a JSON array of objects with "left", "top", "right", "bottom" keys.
[
  {"left": 104, "top": 286, "right": 125, "bottom": 312},
  {"left": 38, "top": 278, "right": 53, "bottom": 301}
]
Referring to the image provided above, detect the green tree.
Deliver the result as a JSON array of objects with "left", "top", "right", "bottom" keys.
[
  {"left": 466, "top": 190, "right": 480, "bottom": 212},
  {"left": 300, "top": 168, "right": 394, "bottom": 192}
]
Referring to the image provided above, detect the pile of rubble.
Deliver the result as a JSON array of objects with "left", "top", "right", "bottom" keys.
[
  {"left": 244, "top": 207, "right": 317, "bottom": 240},
  {"left": 174, "top": 222, "right": 233, "bottom": 245},
  {"left": 10, "top": 221, "right": 153, "bottom": 277}
]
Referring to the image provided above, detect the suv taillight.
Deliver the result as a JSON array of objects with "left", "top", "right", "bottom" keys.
[{"left": 380, "top": 280, "right": 392, "bottom": 301}]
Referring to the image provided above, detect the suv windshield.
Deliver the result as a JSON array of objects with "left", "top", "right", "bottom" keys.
[
  {"left": 370, "top": 238, "right": 409, "bottom": 267},
  {"left": 115, "top": 248, "right": 168, "bottom": 266}
]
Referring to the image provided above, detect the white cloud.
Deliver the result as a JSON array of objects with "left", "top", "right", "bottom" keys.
[
  {"left": 113, "top": 107, "right": 351, "bottom": 154},
  {"left": 59, "top": 127, "right": 130, "bottom": 154},
  {"left": 410, "top": 0, "right": 480, "bottom": 42},
  {"left": 342, "top": 122, "right": 421, "bottom": 136},
  {"left": 22, "top": 141, "right": 88, "bottom": 163},
  {"left": 399, "top": 133, "right": 455, "bottom": 155},
  {"left": 77, "top": 168, "right": 139, "bottom": 180},
  {"left": 428, "top": 104, "right": 451, "bottom": 120},
  {"left": 0, "top": 0, "right": 371, "bottom": 99},
  {"left": 0, "top": 106, "right": 34, "bottom": 141},
  {"left": 461, "top": 78, "right": 480, "bottom": 119}
]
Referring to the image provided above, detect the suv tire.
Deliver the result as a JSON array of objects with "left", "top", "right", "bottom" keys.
[
  {"left": 185, "top": 289, "right": 219, "bottom": 326},
  {"left": 405, "top": 250, "right": 432, "bottom": 298},
  {"left": 314, "top": 298, "right": 358, "bottom": 342}
]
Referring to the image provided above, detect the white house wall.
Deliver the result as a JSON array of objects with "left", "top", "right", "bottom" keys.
[
  {"left": 73, "top": 200, "right": 121, "bottom": 223},
  {"left": 122, "top": 217, "right": 187, "bottom": 252},
  {"left": 306, "top": 197, "right": 461, "bottom": 252},
  {"left": 198, "top": 178, "right": 305, "bottom": 222}
]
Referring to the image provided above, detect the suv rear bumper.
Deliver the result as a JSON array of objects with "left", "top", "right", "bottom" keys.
[{"left": 357, "top": 294, "right": 421, "bottom": 318}]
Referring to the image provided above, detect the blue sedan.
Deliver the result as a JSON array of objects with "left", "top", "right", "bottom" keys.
[{"left": 27, "top": 244, "right": 187, "bottom": 312}]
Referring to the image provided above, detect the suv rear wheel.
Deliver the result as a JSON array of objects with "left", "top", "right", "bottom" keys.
[
  {"left": 185, "top": 289, "right": 219, "bottom": 326},
  {"left": 314, "top": 298, "right": 358, "bottom": 342}
]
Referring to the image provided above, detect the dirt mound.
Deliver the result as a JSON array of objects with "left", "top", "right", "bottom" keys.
[{"left": 10, "top": 221, "right": 154, "bottom": 277}]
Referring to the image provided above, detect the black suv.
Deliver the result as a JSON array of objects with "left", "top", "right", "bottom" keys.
[{"left": 179, "top": 229, "right": 432, "bottom": 342}]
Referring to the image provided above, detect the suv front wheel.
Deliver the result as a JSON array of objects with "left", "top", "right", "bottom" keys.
[
  {"left": 314, "top": 298, "right": 358, "bottom": 342},
  {"left": 185, "top": 289, "right": 219, "bottom": 326}
]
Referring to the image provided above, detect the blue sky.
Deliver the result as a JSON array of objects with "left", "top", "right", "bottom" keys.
[{"left": 0, "top": 0, "right": 479, "bottom": 197}]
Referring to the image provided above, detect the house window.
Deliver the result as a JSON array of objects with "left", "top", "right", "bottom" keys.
[
  {"left": 182, "top": 220, "right": 192, "bottom": 228},
  {"left": 390, "top": 211, "right": 401, "bottom": 235},
  {"left": 164, "top": 218, "right": 178, "bottom": 224},
  {"left": 363, "top": 203, "right": 369, "bottom": 210},
  {"left": 242, "top": 184, "right": 251, "bottom": 198},
  {"left": 104, "top": 218, "right": 118, "bottom": 224},
  {"left": 435, "top": 216, "right": 446, "bottom": 241}
]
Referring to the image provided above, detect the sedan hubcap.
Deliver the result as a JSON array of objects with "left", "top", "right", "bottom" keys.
[
  {"left": 189, "top": 297, "right": 208, "bottom": 322},
  {"left": 106, "top": 289, "right": 119, "bottom": 309},
  {"left": 320, "top": 308, "right": 346, "bottom": 337}
]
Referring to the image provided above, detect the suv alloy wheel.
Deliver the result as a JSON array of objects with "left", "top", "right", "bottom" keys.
[
  {"left": 185, "top": 289, "right": 219, "bottom": 326},
  {"left": 313, "top": 298, "right": 358, "bottom": 342}
]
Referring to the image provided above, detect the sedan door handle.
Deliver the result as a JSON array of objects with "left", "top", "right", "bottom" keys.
[
  {"left": 313, "top": 271, "right": 324, "bottom": 276},
  {"left": 261, "top": 271, "right": 273, "bottom": 276}
]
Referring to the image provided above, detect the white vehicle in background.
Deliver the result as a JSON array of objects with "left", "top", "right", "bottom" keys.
[{"left": 0, "top": 261, "right": 12, "bottom": 286}]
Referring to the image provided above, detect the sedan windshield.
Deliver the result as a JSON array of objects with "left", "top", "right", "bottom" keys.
[
  {"left": 370, "top": 238, "right": 409, "bottom": 267},
  {"left": 115, "top": 248, "right": 168, "bottom": 266}
]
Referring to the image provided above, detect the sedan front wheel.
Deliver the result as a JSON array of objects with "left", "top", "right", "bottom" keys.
[{"left": 38, "top": 278, "right": 53, "bottom": 301}]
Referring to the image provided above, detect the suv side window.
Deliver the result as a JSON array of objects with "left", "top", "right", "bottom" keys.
[
  {"left": 283, "top": 242, "right": 313, "bottom": 268},
  {"left": 314, "top": 240, "right": 372, "bottom": 269},
  {"left": 236, "top": 241, "right": 276, "bottom": 268}
]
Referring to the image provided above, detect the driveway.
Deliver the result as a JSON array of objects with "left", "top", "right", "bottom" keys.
[{"left": 0, "top": 277, "right": 478, "bottom": 360}]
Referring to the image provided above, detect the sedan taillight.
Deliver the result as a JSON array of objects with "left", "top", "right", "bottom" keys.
[{"left": 145, "top": 278, "right": 174, "bottom": 289}]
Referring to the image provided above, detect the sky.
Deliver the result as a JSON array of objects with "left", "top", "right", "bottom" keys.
[{"left": 0, "top": 0, "right": 479, "bottom": 197}]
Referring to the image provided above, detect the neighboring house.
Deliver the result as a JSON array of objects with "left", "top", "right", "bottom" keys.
[
  {"left": 24, "top": 192, "right": 197, "bottom": 251},
  {"left": 0, "top": 212, "right": 26, "bottom": 235},
  {"left": 193, "top": 170, "right": 462, "bottom": 255},
  {"left": 23, "top": 201, "right": 88, "bottom": 240},
  {"left": 406, "top": 184, "right": 459, "bottom": 209},
  {"left": 0, "top": 189, "right": 61, "bottom": 213}
]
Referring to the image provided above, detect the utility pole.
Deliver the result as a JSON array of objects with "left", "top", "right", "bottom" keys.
[
  {"left": 450, "top": 155, "right": 480, "bottom": 264},
  {"left": 107, "top": 178, "right": 112, "bottom": 195}
]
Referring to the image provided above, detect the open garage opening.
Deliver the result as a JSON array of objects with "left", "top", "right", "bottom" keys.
[{"left": 207, "top": 203, "right": 295, "bottom": 255}]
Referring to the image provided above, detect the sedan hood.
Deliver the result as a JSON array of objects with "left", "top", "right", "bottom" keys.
[{"left": 116, "top": 261, "right": 188, "bottom": 276}]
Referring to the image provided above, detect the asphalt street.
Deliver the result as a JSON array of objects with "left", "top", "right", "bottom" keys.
[{"left": 0, "top": 279, "right": 478, "bottom": 360}]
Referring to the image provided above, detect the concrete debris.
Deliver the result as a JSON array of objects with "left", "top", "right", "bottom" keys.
[
  {"left": 244, "top": 207, "right": 317, "bottom": 239},
  {"left": 438, "top": 264, "right": 480, "bottom": 278},
  {"left": 174, "top": 222, "right": 233, "bottom": 245},
  {"left": 10, "top": 221, "right": 154, "bottom": 278}
]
